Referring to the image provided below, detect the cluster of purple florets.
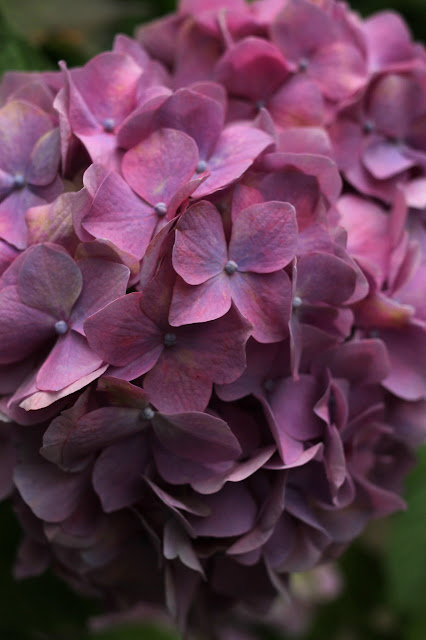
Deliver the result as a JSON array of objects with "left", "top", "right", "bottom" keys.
[{"left": 0, "top": 0, "right": 425, "bottom": 634}]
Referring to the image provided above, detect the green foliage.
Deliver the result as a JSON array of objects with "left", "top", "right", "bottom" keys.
[{"left": 0, "top": 8, "right": 52, "bottom": 74}]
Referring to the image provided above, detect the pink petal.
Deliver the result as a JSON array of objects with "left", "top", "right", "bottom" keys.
[
  {"left": 25, "top": 128, "right": 60, "bottom": 186},
  {"left": 230, "top": 270, "right": 291, "bottom": 343},
  {"left": 169, "top": 274, "right": 231, "bottom": 326},
  {"left": 269, "top": 375, "right": 324, "bottom": 441},
  {"left": 363, "top": 139, "right": 414, "bottom": 180},
  {"left": 36, "top": 331, "right": 103, "bottom": 391},
  {"left": 229, "top": 201, "right": 297, "bottom": 272},
  {"left": 122, "top": 128, "right": 199, "bottom": 205},
  {"left": 172, "top": 201, "right": 228, "bottom": 284},
  {"left": 296, "top": 252, "right": 357, "bottom": 305}
]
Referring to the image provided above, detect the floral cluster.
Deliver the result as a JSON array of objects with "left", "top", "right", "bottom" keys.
[{"left": 0, "top": 0, "right": 425, "bottom": 634}]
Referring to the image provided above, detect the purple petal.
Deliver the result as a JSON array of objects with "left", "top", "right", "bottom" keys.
[
  {"left": 36, "top": 331, "right": 103, "bottom": 391},
  {"left": 363, "top": 139, "right": 414, "bottom": 180},
  {"left": 310, "top": 42, "right": 367, "bottom": 101},
  {"left": 152, "top": 411, "right": 241, "bottom": 463},
  {"left": 70, "top": 258, "right": 130, "bottom": 334},
  {"left": 381, "top": 324, "right": 426, "bottom": 401},
  {"left": 122, "top": 128, "right": 199, "bottom": 205},
  {"left": 0, "top": 188, "right": 44, "bottom": 249},
  {"left": 269, "top": 375, "right": 324, "bottom": 441},
  {"left": 190, "top": 484, "right": 257, "bottom": 538},
  {"left": 84, "top": 292, "right": 163, "bottom": 370},
  {"left": 296, "top": 252, "right": 357, "bottom": 305},
  {"left": 229, "top": 201, "right": 297, "bottom": 272},
  {"left": 193, "top": 125, "right": 273, "bottom": 198},
  {"left": 26, "top": 128, "right": 60, "bottom": 186},
  {"left": 18, "top": 244, "right": 82, "bottom": 318},
  {"left": 172, "top": 201, "right": 228, "bottom": 284},
  {"left": 0, "top": 286, "right": 54, "bottom": 364},
  {"left": 230, "top": 270, "right": 291, "bottom": 343},
  {"left": 169, "top": 274, "right": 231, "bottom": 326}
]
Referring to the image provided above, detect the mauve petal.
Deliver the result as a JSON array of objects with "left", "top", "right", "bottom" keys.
[
  {"left": 25, "top": 128, "right": 60, "bottom": 186},
  {"left": 70, "top": 407, "right": 144, "bottom": 461},
  {"left": 230, "top": 270, "right": 291, "bottom": 343},
  {"left": 193, "top": 125, "right": 273, "bottom": 198},
  {"left": 270, "top": 0, "right": 333, "bottom": 61},
  {"left": 157, "top": 88, "right": 224, "bottom": 159},
  {"left": 26, "top": 193, "right": 79, "bottom": 254},
  {"left": 310, "top": 42, "right": 367, "bottom": 101},
  {"left": 122, "top": 128, "right": 199, "bottom": 206},
  {"left": 229, "top": 201, "right": 297, "bottom": 272},
  {"left": 172, "top": 201, "right": 228, "bottom": 284},
  {"left": 36, "top": 331, "right": 103, "bottom": 391},
  {"left": 143, "top": 349, "right": 212, "bottom": 413},
  {"left": 68, "top": 52, "right": 141, "bottom": 125},
  {"left": 368, "top": 74, "right": 422, "bottom": 139},
  {"left": 96, "top": 376, "right": 150, "bottom": 409},
  {"left": 152, "top": 411, "right": 241, "bottom": 463},
  {"left": 269, "top": 75, "right": 324, "bottom": 128},
  {"left": 381, "top": 324, "right": 426, "bottom": 400},
  {"left": 363, "top": 139, "right": 414, "bottom": 180},
  {"left": 18, "top": 244, "right": 82, "bottom": 318},
  {"left": 84, "top": 292, "right": 163, "bottom": 370},
  {"left": 93, "top": 436, "right": 148, "bottom": 512},
  {"left": 363, "top": 12, "right": 417, "bottom": 73},
  {"left": 14, "top": 460, "right": 88, "bottom": 523},
  {"left": 0, "top": 188, "right": 44, "bottom": 249},
  {"left": 0, "top": 286, "right": 54, "bottom": 363},
  {"left": 215, "top": 37, "right": 289, "bottom": 102},
  {"left": 190, "top": 484, "right": 257, "bottom": 538},
  {"left": 313, "top": 339, "right": 391, "bottom": 384},
  {"left": 70, "top": 258, "right": 130, "bottom": 334},
  {"left": 269, "top": 375, "right": 324, "bottom": 441},
  {"left": 296, "top": 253, "right": 357, "bottom": 305},
  {"left": 169, "top": 274, "right": 231, "bottom": 326},
  {"left": 0, "top": 100, "right": 53, "bottom": 174}
]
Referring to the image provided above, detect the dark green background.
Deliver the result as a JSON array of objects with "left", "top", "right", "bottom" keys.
[{"left": 0, "top": 1, "right": 425, "bottom": 638}]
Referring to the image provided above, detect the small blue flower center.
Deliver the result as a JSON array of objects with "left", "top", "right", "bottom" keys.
[
  {"left": 263, "top": 379, "right": 276, "bottom": 393},
  {"left": 255, "top": 100, "right": 266, "bottom": 111},
  {"left": 141, "top": 406, "right": 155, "bottom": 420},
  {"left": 298, "top": 58, "right": 309, "bottom": 72},
  {"left": 154, "top": 202, "right": 167, "bottom": 216},
  {"left": 362, "top": 119, "right": 375, "bottom": 134},
  {"left": 103, "top": 117, "right": 115, "bottom": 133},
  {"left": 54, "top": 320, "right": 69, "bottom": 335},
  {"left": 224, "top": 260, "right": 238, "bottom": 275},
  {"left": 13, "top": 173, "right": 26, "bottom": 189},
  {"left": 292, "top": 295, "right": 303, "bottom": 308},
  {"left": 196, "top": 159, "right": 208, "bottom": 173},
  {"left": 164, "top": 332, "right": 177, "bottom": 347}
]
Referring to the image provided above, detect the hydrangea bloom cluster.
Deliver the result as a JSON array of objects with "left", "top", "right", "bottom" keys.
[{"left": 0, "top": 0, "right": 425, "bottom": 634}]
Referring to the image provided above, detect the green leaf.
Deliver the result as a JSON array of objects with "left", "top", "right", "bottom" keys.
[
  {"left": 384, "top": 446, "right": 426, "bottom": 617},
  {"left": 0, "top": 8, "right": 52, "bottom": 75},
  {"left": 92, "top": 623, "right": 180, "bottom": 640}
]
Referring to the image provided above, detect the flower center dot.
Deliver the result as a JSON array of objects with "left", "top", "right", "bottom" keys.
[
  {"left": 13, "top": 173, "right": 25, "bottom": 189},
  {"left": 224, "top": 260, "right": 238, "bottom": 275},
  {"left": 263, "top": 379, "right": 275, "bottom": 392},
  {"left": 141, "top": 406, "right": 155, "bottom": 420},
  {"left": 154, "top": 202, "right": 167, "bottom": 216},
  {"left": 362, "top": 119, "right": 375, "bottom": 134},
  {"left": 255, "top": 100, "right": 266, "bottom": 111},
  {"left": 298, "top": 58, "right": 309, "bottom": 72},
  {"left": 293, "top": 295, "right": 303, "bottom": 308},
  {"left": 164, "top": 332, "right": 177, "bottom": 347},
  {"left": 196, "top": 160, "right": 208, "bottom": 173},
  {"left": 103, "top": 118, "right": 115, "bottom": 133},
  {"left": 54, "top": 320, "right": 69, "bottom": 335}
]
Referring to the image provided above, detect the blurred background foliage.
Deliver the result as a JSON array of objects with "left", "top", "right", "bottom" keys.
[{"left": 0, "top": 0, "right": 425, "bottom": 638}]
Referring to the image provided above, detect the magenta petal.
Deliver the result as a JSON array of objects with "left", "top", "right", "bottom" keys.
[
  {"left": 230, "top": 270, "right": 291, "bottom": 343},
  {"left": 143, "top": 350, "right": 212, "bottom": 413},
  {"left": 193, "top": 125, "right": 273, "bottom": 198},
  {"left": 26, "top": 128, "right": 60, "bottom": 186},
  {"left": 363, "top": 139, "right": 414, "bottom": 180},
  {"left": 36, "top": 331, "right": 103, "bottom": 391},
  {"left": 84, "top": 292, "right": 163, "bottom": 369},
  {"left": 381, "top": 324, "right": 426, "bottom": 401},
  {"left": 18, "top": 244, "right": 82, "bottom": 318},
  {"left": 122, "top": 128, "right": 199, "bottom": 205},
  {"left": 363, "top": 12, "right": 416, "bottom": 73},
  {"left": 215, "top": 37, "right": 289, "bottom": 101},
  {"left": 172, "top": 201, "right": 228, "bottom": 284},
  {"left": 0, "top": 188, "right": 44, "bottom": 249},
  {"left": 314, "top": 339, "right": 391, "bottom": 384},
  {"left": 169, "top": 274, "right": 231, "bottom": 326},
  {"left": 229, "top": 201, "right": 297, "bottom": 272},
  {"left": 269, "top": 375, "right": 324, "bottom": 441},
  {"left": 93, "top": 435, "right": 148, "bottom": 512},
  {"left": 157, "top": 88, "right": 224, "bottom": 159},
  {"left": 14, "top": 460, "right": 88, "bottom": 523},
  {"left": 153, "top": 411, "right": 241, "bottom": 463},
  {"left": 296, "top": 253, "right": 357, "bottom": 305},
  {"left": 190, "top": 484, "right": 257, "bottom": 538},
  {"left": 310, "top": 42, "right": 367, "bottom": 101},
  {"left": 70, "top": 258, "right": 130, "bottom": 334}
]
